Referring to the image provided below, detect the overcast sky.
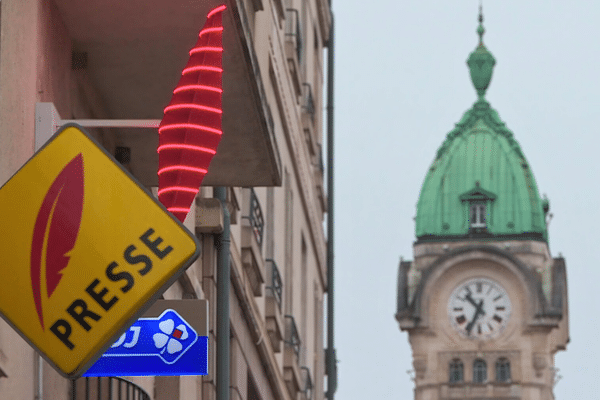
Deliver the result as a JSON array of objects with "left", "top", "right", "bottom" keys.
[{"left": 331, "top": 1, "right": 600, "bottom": 398}]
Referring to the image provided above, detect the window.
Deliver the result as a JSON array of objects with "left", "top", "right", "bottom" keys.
[
  {"left": 496, "top": 358, "right": 511, "bottom": 382},
  {"left": 449, "top": 359, "right": 464, "bottom": 383},
  {"left": 473, "top": 359, "right": 487, "bottom": 383},
  {"left": 247, "top": 372, "right": 261, "bottom": 400},
  {"left": 469, "top": 203, "right": 487, "bottom": 228},
  {"left": 284, "top": 169, "right": 294, "bottom": 314},
  {"left": 285, "top": 8, "right": 303, "bottom": 64},
  {"left": 459, "top": 182, "right": 496, "bottom": 232},
  {"left": 300, "top": 235, "right": 307, "bottom": 364}
]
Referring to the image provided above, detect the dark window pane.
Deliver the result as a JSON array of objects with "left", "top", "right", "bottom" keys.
[
  {"left": 496, "top": 358, "right": 511, "bottom": 382},
  {"left": 449, "top": 359, "right": 463, "bottom": 383},
  {"left": 469, "top": 203, "right": 487, "bottom": 228},
  {"left": 473, "top": 359, "right": 487, "bottom": 383}
]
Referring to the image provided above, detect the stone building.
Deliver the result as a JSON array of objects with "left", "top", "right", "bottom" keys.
[
  {"left": 395, "top": 10, "right": 569, "bottom": 400},
  {"left": 0, "top": 0, "right": 332, "bottom": 399}
]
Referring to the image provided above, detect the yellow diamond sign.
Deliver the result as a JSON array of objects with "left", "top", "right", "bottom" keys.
[{"left": 0, "top": 124, "right": 199, "bottom": 378}]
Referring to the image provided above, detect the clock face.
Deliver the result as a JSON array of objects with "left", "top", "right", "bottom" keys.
[{"left": 447, "top": 277, "right": 511, "bottom": 340}]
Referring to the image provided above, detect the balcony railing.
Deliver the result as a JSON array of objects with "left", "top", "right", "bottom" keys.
[
  {"left": 265, "top": 259, "right": 284, "bottom": 352},
  {"left": 242, "top": 188, "right": 264, "bottom": 247},
  {"left": 317, "top": 144, "right": 324, "bottom": 173},
  {"left": 266, "top": 259, "right": 283, "bottom": 308},
  {"left": 302, "top": 83, "right": 315, "bottom": 122},
  {"left": 301, "top": 366, "right": 313, "bottom": 400},
  {"left": 71, "top": 376, "right": 151, "bottom": 400},
  {"left": 284, "top": 315, "right": 301, "bottom": 357},
  {"left": 283, "top": 315, "right": 302, "bottom": 398}
]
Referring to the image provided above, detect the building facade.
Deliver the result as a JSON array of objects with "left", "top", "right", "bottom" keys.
[
  {"left": 0, "top": 0, "right": 332, "bottom": 399},
  {"left": 395, "top": 11, "right": 568, "bottom": 400}
]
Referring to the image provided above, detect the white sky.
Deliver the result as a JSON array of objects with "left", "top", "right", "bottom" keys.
[{"left": 331, "top": 1, "right": 600, "bottom": 398}]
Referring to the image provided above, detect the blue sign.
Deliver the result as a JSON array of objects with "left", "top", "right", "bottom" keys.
[{"left": 83, "top": 309, "right": 208, "bottom": 376}]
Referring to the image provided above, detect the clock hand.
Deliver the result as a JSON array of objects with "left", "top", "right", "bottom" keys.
[
  {"left": 466, "top": 299, "right": 485, "bottom": 335},
  {"left": 474, "top": 297, "right": 486, "bottom": 317},
  {"left": 465, "top": 292, "right": 486, "bottom": 319},
  {"left": 464, "top": 292, "right": 479, "bottom": 308}
]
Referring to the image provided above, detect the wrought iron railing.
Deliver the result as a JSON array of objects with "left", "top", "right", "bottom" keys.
[
  {"left": 71, "top": 376, "right": 151, "bottom": 400},
  {"left": 318, "top": 144, "right": 324, "bottom": 173},
  {"left": 265, "top": 259, "right": 283, "bottom": 308},
  {"left": 302, "top": 83, "right": 315, "bottom": 122},
  {"left": 243, "top": 188, "right": 264, "bottom": 247},
  {"left": 285, "top": 8, "right": 303, "bottom": 63},
  {"left": 301, "top": 366, "right": 313, "bottom": 400},
  {"left": 284, "top": 315, "right": 301, "bottom": 357}
]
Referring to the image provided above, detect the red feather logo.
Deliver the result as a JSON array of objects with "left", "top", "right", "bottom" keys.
[
  {"left": 158, "top": 5, "right": 226, "bottom": 222},
  {"left": 31, "top": 153, "right": 84, "bottom": 329}
]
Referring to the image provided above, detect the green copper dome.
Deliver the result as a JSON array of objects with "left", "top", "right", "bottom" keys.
[{"left": 415, "top": 10, "right": 548, "bottom": 242}]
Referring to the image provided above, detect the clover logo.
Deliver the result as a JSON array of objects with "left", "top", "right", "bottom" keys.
[
  {"left": 99, "top": 310, "right": 197, "bottom": 365},
  {"left": 153, "top": 319, "right": 190, "bottom": 355}
]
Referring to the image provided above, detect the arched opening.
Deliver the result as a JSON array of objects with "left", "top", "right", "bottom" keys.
[
  {"left": 449, "top": 358, "right": 464, "bottom": 383},
  {"left": 496, "top": 358, "right": 511, "bottom": 382},
  {"left": 473, "top": 359, "right": 487, "bottom": 383}
]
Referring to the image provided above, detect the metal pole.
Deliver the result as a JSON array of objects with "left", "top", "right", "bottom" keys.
[
  {"left": 34, "top": 129, "right": 44, "bottom": 400},
  {"left": 215, "top": 187, "right": 231, "bottom": 400},
  {"left": 58, "top": 119, "right": 160, "bottom": 128},
  {"left": 37, "top": 354, "right": 43, "bottom": 400},
  {"left": 325, "top": 13, "right": 337, "bottom": 400}
]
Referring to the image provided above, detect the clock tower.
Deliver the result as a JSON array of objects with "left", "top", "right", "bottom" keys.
[{"left": 395, "top": 8, "right": 569, "bottom": 400}]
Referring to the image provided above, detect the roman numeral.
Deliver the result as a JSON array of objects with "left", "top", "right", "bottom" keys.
[
  {"left": 496, "top": 306, "right": 505, "bottom": 311},
  {"left": 476, "top": 282, "right": 482, "bottom": 292},
  {"left": 493, "top": 315, "right": 503, "bottom": 323},
  {"left": 453, "top": 307, "right": 463, "bottom": 311},
  {"left": 493, "top": 294, "right": 503, "bottom": 301}
]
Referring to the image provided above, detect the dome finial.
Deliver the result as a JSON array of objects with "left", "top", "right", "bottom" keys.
[
  {"left": 467, "top": 1, "right": 496, "bottom": 99},
  {"left": 477, "top": 1, "right": 485, "bottom": 45}
]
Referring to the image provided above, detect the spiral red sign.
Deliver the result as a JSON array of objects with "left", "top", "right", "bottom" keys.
[{"left": 158, "top": 5, "right": 226, "bottom": 222}]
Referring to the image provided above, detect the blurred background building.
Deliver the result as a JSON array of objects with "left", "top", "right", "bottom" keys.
[
  {"left": 395, "top": 9, "right": 568, "bottom": 400},
  {"left": 0, "top": 0, "right": 334, "bottom": 399}
]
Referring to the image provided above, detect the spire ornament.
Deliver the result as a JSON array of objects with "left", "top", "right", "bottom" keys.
[
  {"left": 477, "top": 2, "right": 485, "bottom": 45},
  {"left": 467, "top": 2, "right": 496, "bottom": 99}
]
